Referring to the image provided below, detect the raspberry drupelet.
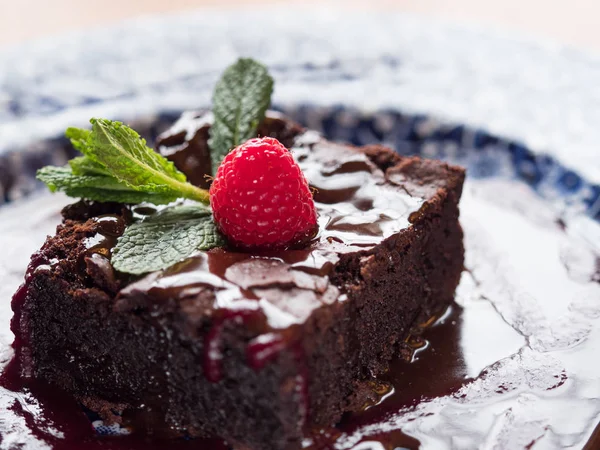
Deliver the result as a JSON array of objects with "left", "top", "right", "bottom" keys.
[{"left": 209, "top": 137, "right": 318, "bottom": 249}]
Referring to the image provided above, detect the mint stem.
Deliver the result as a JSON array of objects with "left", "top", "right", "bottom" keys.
[{"left": 178, "top": 181, "right": 210, "bottom": 205}]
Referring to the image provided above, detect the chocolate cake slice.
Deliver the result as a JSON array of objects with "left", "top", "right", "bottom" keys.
[{"left": 11, "top": 113, "right": 465, "bottom": 450}]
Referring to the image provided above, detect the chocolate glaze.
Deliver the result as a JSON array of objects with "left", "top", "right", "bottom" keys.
[
  {"left": 84, "top": 215, "right": 127, "bottom": 257},
  {"left": 155, "top": 111, "right": 213, "bottom": 189}
]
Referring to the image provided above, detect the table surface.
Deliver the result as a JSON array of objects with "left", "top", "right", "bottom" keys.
[{"left": 2, "top": 0, "right": 600, "bottom": 53}]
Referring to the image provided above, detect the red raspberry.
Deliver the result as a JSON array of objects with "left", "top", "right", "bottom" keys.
[{"left": 209, "top": 137, "right": 318, "bottom": 250}]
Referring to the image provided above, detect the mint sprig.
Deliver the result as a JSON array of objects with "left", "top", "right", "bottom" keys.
[
  {"left": 75, "top": 119, "right": 209, "bottom": 203},
  {"left": 208, "top": 58, "right": 274, "bottom": 173},
  {"left": 37, "top": 119, "right": 210, "bottom": 205},
  {"left": 111, "top": 205, "right": 224, "bottom": 274}
]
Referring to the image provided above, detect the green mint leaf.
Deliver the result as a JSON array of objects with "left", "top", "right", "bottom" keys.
[
  {"left": 111, "top": 204, "right": 224, "bottom": 274},
  {"left": 69, "top": 156, "right": 110, "bottom": 177},
  {"left": 40, "top": 119, "right": 211, "bottom": 205},
  {"left": 37, "top": 166, "right": 179, "bottom": 204},
  {"left": 209, "top": 58, "right": 274, "bottom": 173},
  {"left": 86, "top": 118, "right": 209, "bottom": 204}
]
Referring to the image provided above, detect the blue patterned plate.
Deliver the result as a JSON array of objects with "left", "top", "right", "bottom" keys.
[{"left": 0, "top": 8, "right": 599, "bottom": 450}]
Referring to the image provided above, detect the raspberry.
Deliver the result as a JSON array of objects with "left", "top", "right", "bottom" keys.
[{"left": 209, "top": 137, "right": 318, "bottom": 250}]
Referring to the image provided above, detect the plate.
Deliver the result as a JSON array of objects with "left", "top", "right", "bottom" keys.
[{"left": 0, "top": 8, "right": 599, "bottom": 450}]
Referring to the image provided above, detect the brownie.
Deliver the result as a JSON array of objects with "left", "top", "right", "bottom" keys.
[{"left": 11, "top": 113, "right": 465, "bottom": 450}]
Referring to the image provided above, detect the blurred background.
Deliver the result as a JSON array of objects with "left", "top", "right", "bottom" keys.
[{"left": 1, "top": 0, "right": 599, "bottom": 52}]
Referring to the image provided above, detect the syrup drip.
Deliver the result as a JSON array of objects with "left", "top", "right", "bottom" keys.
[
  {"left": 84, "top": 216, "right": 127, "bottom": 257},
  {"left": 203, "top": 309, "right": 264, "bottom": 383},
  {"left": 246, "top": 332, "right": 289, "bottom": 370}
]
